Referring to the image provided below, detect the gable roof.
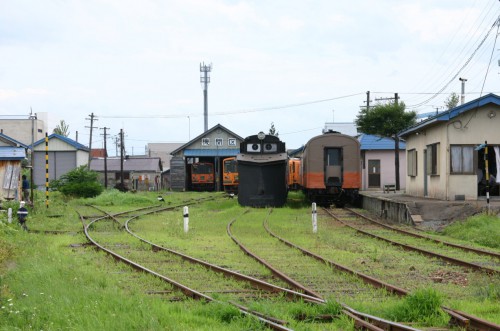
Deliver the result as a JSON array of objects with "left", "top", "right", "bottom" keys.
[
  {"left": 399, "top": 93, "right": 500, "bottom": 138},
  {"left": 33, "top": 133, "right": 89, "bottom": 151},
  {"left": 358, "top": 134, "right": 406, "bottom": 150},
  {"left": 171, "top": 123, "right": 244, "bottom": 155},
  {"left": 0, "top": 132, "right": 29, "bottom": 148},
  {"left": 90, "top": 157, "right": 162, "bottom": 172}
]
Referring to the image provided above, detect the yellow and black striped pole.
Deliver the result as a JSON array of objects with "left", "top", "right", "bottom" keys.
[{"left": 45, "top": 133, "right": 49, "bottom": 208}]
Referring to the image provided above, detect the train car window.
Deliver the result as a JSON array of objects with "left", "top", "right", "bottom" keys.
[
  {"left": 326, "top": 148, "right": 341, "bottom": 166},
  {"left": 248, "top": 143, "right": 261, "bottom": 153},
  {"left": 263, "top": 143, "right": 277, "bottom": 153}
]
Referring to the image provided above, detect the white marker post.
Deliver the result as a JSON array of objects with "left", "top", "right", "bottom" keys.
[
  {"left": 183, "top": 206, "right": 189, "bottom": 233},
  {"left": 8, "top": 208, "right": 12, "bottom": 223},
  {"left": 312, "top": 203, "right": 317, "bottom": 233}
]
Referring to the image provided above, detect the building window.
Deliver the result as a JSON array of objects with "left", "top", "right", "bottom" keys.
[
  {"left": 215, "top": 138, "right": 223, "bottom": 146},
  {"left": 407, "top": 149, "right": 417, "bottom": 177},
  {"left": 450, "top": 145, "right": 474, "bottom": 174},
  {"left": 228, "top": 138, "right": 237, "bottom": 146},
  {"left": 201, "top": 138, "right": 210, "bottom": 146},
  {"left": 426, "top": 143, "right": 440, "bottom": 175}
]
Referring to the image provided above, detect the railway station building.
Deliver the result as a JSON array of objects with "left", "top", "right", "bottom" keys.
[
  {"left": 399, "top": 93, "right": 500, "bottom": 200},
  {"left": 169, "top": 124, "right": 244, "bottom": 191}
]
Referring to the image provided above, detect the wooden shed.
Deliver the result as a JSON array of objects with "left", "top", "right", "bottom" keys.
[{"left": 0, "top": 133, "right": 28, "bottom": 201}]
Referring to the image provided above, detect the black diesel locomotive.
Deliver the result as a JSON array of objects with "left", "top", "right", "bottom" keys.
[{"left": 237, "top": 132, "right": 288, "bottom": 207}]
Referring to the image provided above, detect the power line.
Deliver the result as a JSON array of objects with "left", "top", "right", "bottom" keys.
[
  {"left": 98, "top": 92, "right": 365, "bottom": 119},
  {"left": 407, "top": 15, "right": 500, "bottom": 109}
]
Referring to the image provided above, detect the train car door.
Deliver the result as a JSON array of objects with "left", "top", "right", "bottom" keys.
[{"left": 324, "top": 148, "right": 342, "bottom": 187}]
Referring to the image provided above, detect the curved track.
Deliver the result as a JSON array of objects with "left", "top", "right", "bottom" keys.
[{"left": 79, "top": 202, "right": 294, "bottom": 331}]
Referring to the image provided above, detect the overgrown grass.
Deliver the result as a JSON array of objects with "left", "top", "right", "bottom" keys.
[
  {"left": 1, "top": 190, "right": 500, "bottom": 330},
  {"left": 385, "top": 288, "right": 449, "bottom": 326},
  {"left": 442, "top": 213, "right": 500, "bottom": 249}
]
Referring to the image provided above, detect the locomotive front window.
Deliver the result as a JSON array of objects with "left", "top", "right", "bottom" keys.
[
  {"left": 224, "top": 161, "right": 237, "bottom": 173},
  {"left": 193, "top": 164, "right": 213, "bottom": 174}
]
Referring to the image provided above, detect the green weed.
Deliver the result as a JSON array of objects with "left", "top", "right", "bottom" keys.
[
  {"left": 442, "top": 213, "right": 500, "bottom": 249},
  {"left": 386, "top": 288, "right": 448, "bottom": 326}
]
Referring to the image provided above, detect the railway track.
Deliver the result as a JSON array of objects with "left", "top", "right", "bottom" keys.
[
  {"left": 78, "top": 203, "right": 297, "bottom": 330},
  {"left": 325, "top": 208, "right": 500, "bottom": 275},
  {"left": 345, "top": 207, "right": 500, "bottom": 260},
  {"left": 82, "top": 201, "right": 420, "bottom": 330},
  {"left": 76, "top": 198, "right": 499, "bottom": 330},
  {"left": 228, "top": 209, "right": 421, "bottom": 331},
  {"left": 314, "top": 207, "right": 500, "bottom": 330}
]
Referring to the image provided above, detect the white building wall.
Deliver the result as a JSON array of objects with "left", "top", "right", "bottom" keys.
[
  {"left": 405, "top": 104, "right": 500, "bottom": 200},
  {"left": 363, "top": 150, "right": 406, "bottom": 190}
]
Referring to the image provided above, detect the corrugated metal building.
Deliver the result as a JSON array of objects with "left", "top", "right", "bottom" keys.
[{"left": 33, "top": 134, "right": 89, "bottom": 189}]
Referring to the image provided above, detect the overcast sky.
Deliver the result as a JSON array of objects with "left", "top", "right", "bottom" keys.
[{"left": 1, "top": 0, "right": 499, "bottom": 153}]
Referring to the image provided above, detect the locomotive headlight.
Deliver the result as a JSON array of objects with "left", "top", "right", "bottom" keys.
[
  {"left": 252, "top": 144, "right": 260, "bottom": 151},
  {"left": 264, "top": 143, "right": 277, "bottom": 152},
  {"left": 257, "top": 131, "right": 266, "bottom": 140},
  {"left": 248, "top": 143, "right": 261, "bottom": 152}
]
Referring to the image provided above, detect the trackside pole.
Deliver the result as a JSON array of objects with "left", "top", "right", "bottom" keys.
[
  {"left": 183, "top": 206, "right": 189, "bottom": 233},
  {"left": 8, "top": 208, "right": 12, "bottom": 223},
  {"left": 312, "top": 203, "right": 317, "bottom": 233}
]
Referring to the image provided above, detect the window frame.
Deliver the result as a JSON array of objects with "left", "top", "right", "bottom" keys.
[
  {"left": 426, "top": 143, "right": 440, "bottom": 176},
  {"left": 450, "top": 144, "right": 475, "bottom": 175},
  {"left": 407, "top": 149, "right": 418, "bottom": 177}
]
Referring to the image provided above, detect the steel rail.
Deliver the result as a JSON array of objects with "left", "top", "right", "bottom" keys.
[
  {"left": 119, "top": 209, "right": 324, "bottom": 304},
  {"left": 227, "top": 215, "right": 324, "bottom": 300},
  {"left": 324, "top": 208, "right": 499, "bottom": 276},
  {"left": 345, "top": 207, "right": 500, "bottom": 259},
  {"left": 77, "top": 210, "right": 293, "bottom": 331},
  {"left": 228, "top": 210, "right": 421, "bottom": 331},
  {"left": 262, "top": 219, "right": 408, "bottom": 296},
  {"left": 323, "top": 208, "right": 500, "bottom": 331}
]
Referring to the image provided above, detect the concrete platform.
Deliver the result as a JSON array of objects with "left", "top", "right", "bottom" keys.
[{"left": 360, "top": 190, "right": 500, "bottom": 230}]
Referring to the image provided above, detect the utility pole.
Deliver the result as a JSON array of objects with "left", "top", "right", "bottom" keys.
[
  {"left": 119, "top": 129, "right": 125, "bottom": 190},
  {"left": 101, "top": 127, "right": 110, "bottom": 189},
  {"left": 459, "top": 77, "right": 467, "bottom": 105},
  {"left": 29, "top": 109, "right": 36, "bottom": 207},
  {"left": 200, "top": 62, "right": 212, "bottom": 132},
  {"left": 86, "top": 113, "right": 98, "bottom": 168},
  {"left": 360, "top": 91, "right": 372, "bottom": 111},
  {"left": 112, "top": 135, "right": 119, "bottom": 156},
  {"left": 374, "top": 93, "right": 401, "bottom": 191}
]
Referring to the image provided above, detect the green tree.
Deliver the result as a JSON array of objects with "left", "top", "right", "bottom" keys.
[
  {"left": 444, "top": 92, "right": 459, "bottom": 110},
  {"left": 50, "top": 165, "right": 103, "bottom": 198},
  {"left": 53, "top": 120, "right": 70, "bottom": 137},
  {"left": 355, "top": 101, "right": 416, "bottom": 190},
  {"left": 268, "top": 122, "right": 279, "bottom": 136}
]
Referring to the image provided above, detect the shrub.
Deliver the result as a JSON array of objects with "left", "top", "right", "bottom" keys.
[{"left": 50, "top": 166, "right": 103, "bottom": 198}]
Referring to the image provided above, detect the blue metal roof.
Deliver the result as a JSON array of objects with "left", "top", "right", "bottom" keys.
[
  {"left": 183, "top": 149, "right": 239, "bottom": 157},
  {"left": 0, "top": 147, "right": 26, "bottom": 160},
  {"left": 399, "top": 93, "right": 500, "bottom": 137},
  {"left": 358, "top": 134, "right": 406, "bottom": 150},
  {"left": 33, "top": 133, "right": 89, "bottom": 151},
  {"left": 0, "top": 133, "right": 29, "bottom": 148}
]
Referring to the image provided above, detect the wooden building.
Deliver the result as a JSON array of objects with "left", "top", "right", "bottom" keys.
[
  {"left": 170, "top": 124, "right": 244, "bottom": 191},
  {"left": 0, "top": 133, "right": 28, "bottom": 201}
]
